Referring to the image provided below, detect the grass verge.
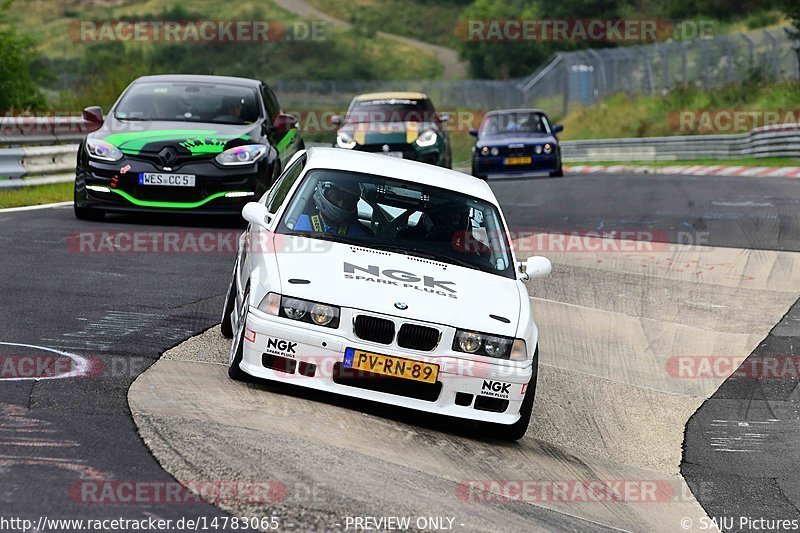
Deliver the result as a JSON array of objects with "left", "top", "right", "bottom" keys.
[
  {"left": 0, "top": 182, "right": 72, "bottom": 209},
  {"left": 560, "top": 79, "right": 800, "bottom": 140}
]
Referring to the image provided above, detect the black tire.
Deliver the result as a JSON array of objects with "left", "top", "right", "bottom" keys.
[
  {"left": 480, "top": 346, "right": 538, "bottom": 441},
  {"left": 74, "top": 204, "right": 105, "bottom": 221},
  {"left": 73, "top": 188, "right": 105, "bottom": 221},
  {"left": 471, "top": 161, "right": 487, "bottom": 180},
  {"left": 550, "top": 151, "right": 564, "bottom": 177},
  {"left": 220, "top": 265, "right": 237, "bottom": 339},
  {"left": 227, "top": 286, "right": 250, "bottom": 381}
]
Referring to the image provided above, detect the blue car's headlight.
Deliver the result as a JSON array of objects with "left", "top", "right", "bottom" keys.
[
  {"left": 215, "top": 144, "right": 267, "bottom": 166},
  {"left": 86, "top": 139, "right": 123, "bottom": 162},
  {"left": 415, "top": 129, "right": 438, "bottom": 147}
]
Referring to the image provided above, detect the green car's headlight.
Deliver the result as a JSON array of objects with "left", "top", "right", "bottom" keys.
[
  {"left": 215, "top": 144, "right": 267, "bottom": 166},
  {"left": 86, "top": 139, "right": 123, "bottom": 162}
]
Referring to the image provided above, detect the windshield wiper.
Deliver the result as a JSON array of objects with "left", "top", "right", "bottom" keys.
[{"left": 369, "top": 243, "right": 481, "bottom": 271}]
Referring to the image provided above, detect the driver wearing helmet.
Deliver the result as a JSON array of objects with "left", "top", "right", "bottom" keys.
[
  {"left": 424, "top": 201, "right": 471, "bottom": 242},
  {"left": 397, "top": 201, "right": 469, "bottom": 242},
  {"left": 295, "top": 180, "right": 371, "bottom": 237}
]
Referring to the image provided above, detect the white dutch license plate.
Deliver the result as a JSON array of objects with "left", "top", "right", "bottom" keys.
[
  {"left": 139, "top": 173, "right": 196, "bottom": 187},
  {"left": 380, "top": 151, "right": 403, "bottom": 158}
]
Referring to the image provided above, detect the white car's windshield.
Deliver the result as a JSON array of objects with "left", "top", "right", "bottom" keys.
[{"left": 277, "top": 169, "right": 515, "bottom": 278}]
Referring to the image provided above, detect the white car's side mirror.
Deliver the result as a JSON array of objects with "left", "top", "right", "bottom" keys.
[
  {"left": 518, "top": 256, "right": 551, "bottom": 281},
  {"left": 242, "top": 202, "right": 273, "bottom": 228}
]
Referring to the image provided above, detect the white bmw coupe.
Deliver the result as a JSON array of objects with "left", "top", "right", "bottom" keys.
[{"left": 221, "top": 147, "right": 551, "bottom": 440}]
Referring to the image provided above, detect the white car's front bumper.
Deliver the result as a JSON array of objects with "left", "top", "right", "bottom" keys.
[{"left": 238, "top": 310, "right": 534, "bottom": 425}]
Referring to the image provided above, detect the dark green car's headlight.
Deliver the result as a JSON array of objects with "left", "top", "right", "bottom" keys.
[
  {"left": 415, "top": 129, "right": 438, "bottom": 147},
  {"left": 452, "top": 329, "right": 528, "bottom": 361}
]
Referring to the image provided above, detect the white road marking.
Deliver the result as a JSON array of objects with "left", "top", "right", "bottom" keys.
[
  {"left": 0, "top": 342, "right": 93, "bottom": 380},
  {"left": 0, "top": 201, "right": 72, "bottom": 213}
]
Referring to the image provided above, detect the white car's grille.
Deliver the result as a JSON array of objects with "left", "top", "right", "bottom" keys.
[
  {"left": 397, "top": 323, "right": 440, "bottom": 351},
  {"left": 352, "top": 314, "right": 441, "bottom": 351},
  {"left": 353, "top": 315, "right": 395, "bottom": 344}
]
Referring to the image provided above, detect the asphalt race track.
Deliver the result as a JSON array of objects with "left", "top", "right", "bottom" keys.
[{"left": 3, "top": 171, "right": 800, "bottom": 531}]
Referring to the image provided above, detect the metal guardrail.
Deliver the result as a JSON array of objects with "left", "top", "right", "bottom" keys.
[
  {"left": 561, "top": 124, "right": 800, "bottom": 162},
  {"left": 1, "top": 117, "right": 799, "bottom": 187},
  {"left": 0, "top": 117, "right": 92, "bottom": 188}
]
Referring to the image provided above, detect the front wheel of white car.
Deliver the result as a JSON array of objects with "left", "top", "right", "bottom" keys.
[
  {"left": 220, "top": 268, "right": 237, "bottom": 339},
  {"left": 227, "top": 286, "right": 250, "bottom": 381},
  {"left": 480, "top": 345, "right": 538, "bottom": 441}
]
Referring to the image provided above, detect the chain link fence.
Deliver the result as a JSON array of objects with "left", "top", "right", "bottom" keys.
[{"left": 272, "top": 28, "right": 799, "bottom": 118}]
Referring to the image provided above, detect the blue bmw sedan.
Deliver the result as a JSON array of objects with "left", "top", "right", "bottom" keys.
[{"left": 470, "top": 109, "right": 564, "bottom": 179}]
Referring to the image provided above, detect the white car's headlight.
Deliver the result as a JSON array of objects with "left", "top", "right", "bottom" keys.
[
  {"left": 86, "top": 138, "right": 123, "bottom": 162},
  {"left": 279, "top": 295, "right": 340, "bottom": 328},
  {"left": 310, "top": 303, "right": 337, "bottom": 326},
  {"left": 453, "top": 329, "right": 526, "bottom": 361},
  {"left": 257, "top": 292, "right": 281, "bottom": 315},
  {"left": 336, "top": 131, "right": 356, "bottom": 149},
  {"left": 215, "top": 144, "right": 267, "bottom": 166},
  {"left": 415, "top": 129, "right": 438, "bottom": 147}
]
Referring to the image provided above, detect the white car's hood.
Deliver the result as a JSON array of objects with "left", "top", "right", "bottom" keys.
[{"left": 273, "top": 236, "right": 521, "bottom": 336}]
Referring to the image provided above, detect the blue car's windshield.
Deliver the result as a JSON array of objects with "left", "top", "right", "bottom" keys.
[{"left": 480, "top": 111, "right": 550, "bottom": 135}]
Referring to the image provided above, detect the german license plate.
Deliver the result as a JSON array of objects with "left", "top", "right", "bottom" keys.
[
  {"left": 139, "top": 173, "right": 195, "bottom": 187},
  {"left": 343, "top": 348, "right": 439, "bottom": 384},
  {"left": 504, "top": 156, "right": 532, "bottom": 165}
]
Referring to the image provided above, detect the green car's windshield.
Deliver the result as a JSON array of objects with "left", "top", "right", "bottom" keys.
[
  {"left": 277, "top": 169, "right": 515, "bottom": 278},
  {"left": 114, "top": 82, "right": 261, "bottom": 125}
]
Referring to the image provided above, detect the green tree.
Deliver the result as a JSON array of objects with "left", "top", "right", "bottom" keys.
[
  {"left": 456, "top": 0, "right": 626, "bottom": 79},
  {"left": 780, "top": 0, "right": 800, "bottom": 28},
  {"left": 0, "top": 0, "right": 46, "bottom": 110},
  {"left": 456, "top": 0, "right": 544, "bottom": 79}
]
